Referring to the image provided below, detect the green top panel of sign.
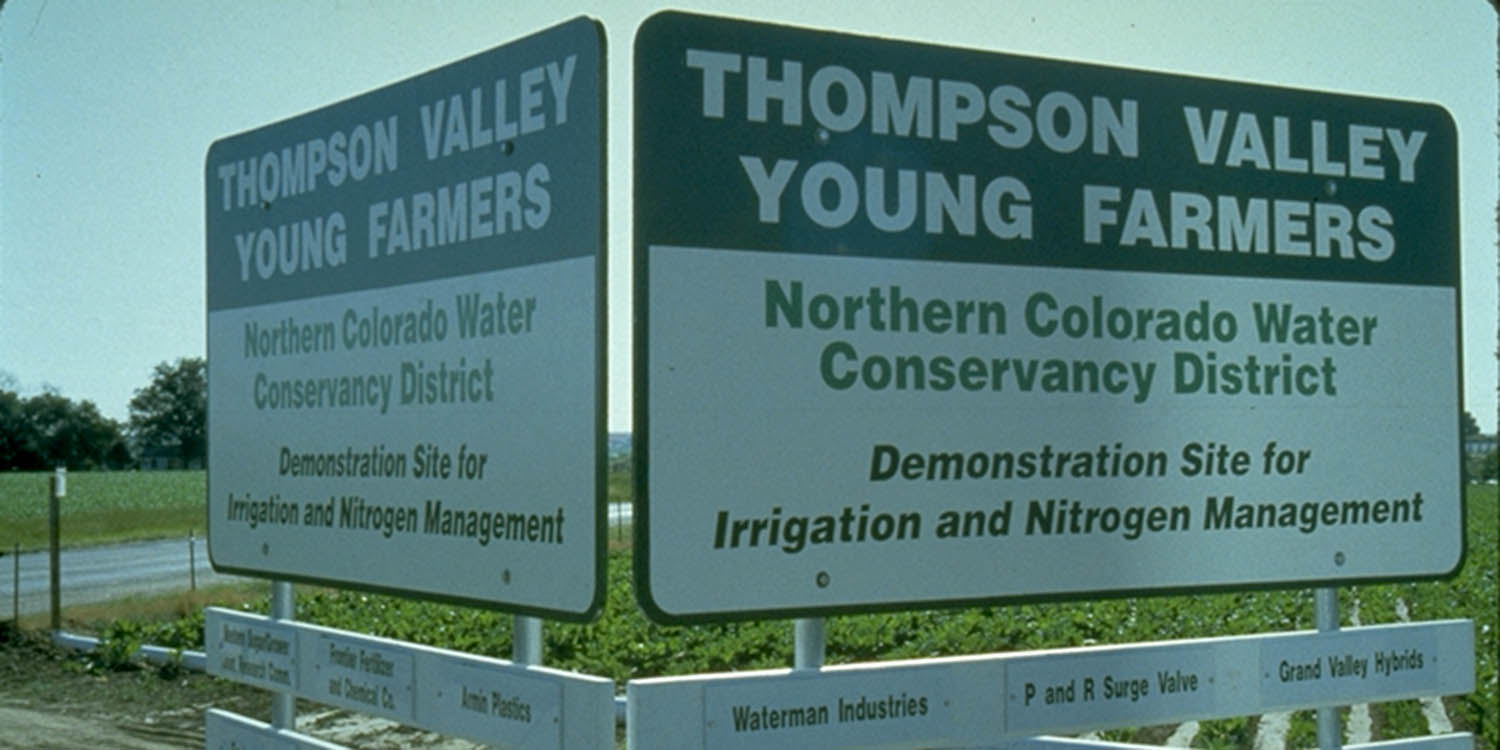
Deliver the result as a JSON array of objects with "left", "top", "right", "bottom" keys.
[
  {"left": 208, "top": 16, "right": 604, "bottom": 312},
  {"left": 635, "top": 11, "right": 1458, "bottom": 288}
]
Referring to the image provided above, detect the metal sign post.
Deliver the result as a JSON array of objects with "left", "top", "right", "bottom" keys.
[
  {"left": 271, "top": 581, "right": 296, "bottom": 729},
  {"left": 514, "top": 614, "right": 543, "bottom": 666},
  {"left": 1316, "top": 586, "right": 1343, "bottom": 750},
  {"left": 794, "top": 617, "right": 825, "bottom": 671}
]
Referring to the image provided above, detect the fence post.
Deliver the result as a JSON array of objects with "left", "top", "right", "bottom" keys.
[
  {"left": 12, "top": 542, "right": 18, "bottom": 623},
  {"left": 48, "top": 466, "right": 65, "bottom": 632},
  {"left": 188, "top": 529, "right": 197, "bottom": 591}
]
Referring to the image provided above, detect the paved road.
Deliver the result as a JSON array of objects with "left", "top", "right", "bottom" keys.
[
  {"left": 2, "top": 536, "right": 249, "bottom": 617},
  {"left": 2, "top": 504, "right": 634, "bottom": 618}
]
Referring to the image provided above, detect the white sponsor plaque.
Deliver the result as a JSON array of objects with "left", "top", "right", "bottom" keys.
[
  {"left": 205, "top": 708, "right": 349, "bottom": 750},
  {"left": 1257, "top": 621, "right": 1443, "bottom": 708},
  {"left": 1005, "top": 642, "right": 1215, "bottom": 734},
  {"left": 206, "top": 608, "right": 614, "bottom": 750},
  {"left": 315, "top": 633, "right": 416, "bottom": 721},
  {"left": 207, "top": 614, "right": 298, "bottom": 692},
  {"left": 428, "top": 657, "right": 564, "bottom": 748},
  {"left": 1003, "top": 734, "right": 1474, "bottom": 750},
  {"left": 627, "top": 621, "right": 1473, "bottom": 749},
  {"left": 699, "top": 657, "right": 1004, "bottom": 749},
  {"left": 1345, "top": 737, "right": 1476, "bottom": 750}
]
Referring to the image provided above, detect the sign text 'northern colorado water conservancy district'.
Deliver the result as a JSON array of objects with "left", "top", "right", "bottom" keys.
[
  {"left": 206, "top": 17, "right": 605, "bottom": 620},
  {"left": 634, "top": 12, "right": 1462, "bottom": 622}
]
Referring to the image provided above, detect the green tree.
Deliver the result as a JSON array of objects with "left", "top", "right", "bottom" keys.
[
  {"left": 0, "top": 386, "right": 129, "bottom": 470},
  {"left": 0, "top": 388, "right": 32, "bottom": 468},
  {"left": 1461, "top": 409, "right": 1481, "bottom": 437},
  {"left": 129, "top": 357, "right": 207, "bottom": 468}
]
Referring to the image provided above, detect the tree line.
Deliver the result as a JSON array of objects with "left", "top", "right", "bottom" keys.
[
  {"left": 0, "top": 357, "right": 205, "bottom": 471},
  {"left": 1, "top": 356, "right": 1495, "bottom": 480}
]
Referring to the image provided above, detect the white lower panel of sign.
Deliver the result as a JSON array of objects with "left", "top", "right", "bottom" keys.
[
  {"left": 628, "top": 621, "right": 1474, "bottom": 750},
  {"left": 205, "top": 708, "right": 349, "bottom": 750},
  {"left": 206, "top": 608, "right": 612, "bottom": 750},
  {"left": 1002, "top": 733, "right": 1473, "bottom": 750},
  {"left": 207, "top": 259, "right": 600, "bottom": 616},
  {"left": 644, "top": 247, "right": 1462, "bottom": 619}
]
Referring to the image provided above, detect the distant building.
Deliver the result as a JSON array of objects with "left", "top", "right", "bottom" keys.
[
  {"left": 1465, "top": 433, "right": 1496, "bottom": 457},
  {"left": 139, "top": 442, "right": 204, "bottom": 470}
]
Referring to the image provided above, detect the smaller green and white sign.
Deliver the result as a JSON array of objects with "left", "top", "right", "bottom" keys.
[{"left": 206, "top": 16, "right": 606, "bottom": 621}]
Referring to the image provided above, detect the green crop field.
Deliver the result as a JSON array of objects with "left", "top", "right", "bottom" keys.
[
  {"left": 8, "top": 470, "right": 1494, "bottom": 747},
  {"left": 0, "top": 470, "right": 206, "bottom": 550},
  {"left": 94, "top": 484, "right": 1497, "bottom": 749}
]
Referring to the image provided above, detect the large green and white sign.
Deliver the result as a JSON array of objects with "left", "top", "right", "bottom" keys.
[
  {"left": 634, "top": 12, "right": 1462, "bottom": 623},
  {"left": 207, "top": 17, "right": 605, "bottom": 621}
]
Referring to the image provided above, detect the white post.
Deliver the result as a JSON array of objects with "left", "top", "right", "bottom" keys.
[
  {"left": 513, "top": 615, "right": 542, "bottom": 666},
  {"left": 1315, "top": 587, "right": 1342, "bottom": 750},
  {"left": 271, "top": 581, "right": 295, "bottom": 729},
  {"left": 794, "top": 617, "right": 825, "bottom": 671}
]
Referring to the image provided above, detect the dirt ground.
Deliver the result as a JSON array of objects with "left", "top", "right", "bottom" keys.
[{"left": 0, "top": 622, "right": 485, "bottom": 749}]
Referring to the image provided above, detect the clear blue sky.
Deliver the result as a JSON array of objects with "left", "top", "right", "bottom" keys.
[{"left": 2, "top": 0, "right": 1496, "bottom": 432}]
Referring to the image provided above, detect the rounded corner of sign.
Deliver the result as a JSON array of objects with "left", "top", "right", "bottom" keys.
[
  {"left": 201, "top": 525, "right": 226, "bottom": 572},
  {"left": 555, "top": 15, "right": 606, "bottom": 57},
  {"left": 203, "top": 550, "right": 249, "bottom": 581},
  {"left": 1425, "top": 102, "right": 1461, "bottom": 139},
  {"left": 577, "top": 15, "right": 607, "bottom": 45},
  {"left": 204, "top": 141, "right": 228, "bottom": 173},
  {"left": 203, "top": 545, "right": 225, "bottom": 574},
  {"left": 632, "top": 578, "right": 686, "bottom": 626},
  {"left": 635, "top": 10, "right": 685, "bottom": 45},
  {"left": 573, "top": 577, "right": 610, "bottom": 624},
  {"left": 1436, "top": 539, "right": 1467, "bottom": 581}
]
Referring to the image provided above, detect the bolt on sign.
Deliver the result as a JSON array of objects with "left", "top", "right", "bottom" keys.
[
  {"left": 206, "top": 17, "right": 606, "bottom": 621},
  {"left": 633, "top": 11, "right": 1462, "bottom": 623}
]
